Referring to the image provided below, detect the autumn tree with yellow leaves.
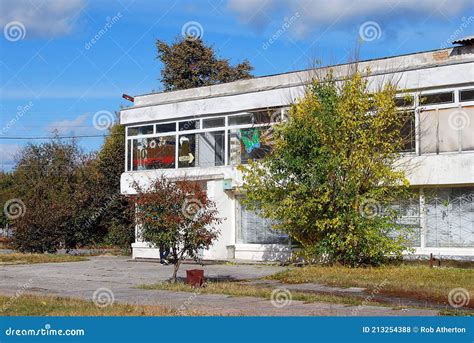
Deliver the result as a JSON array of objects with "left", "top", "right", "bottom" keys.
[{"left": 240, "top": 71, "right": 413, "bottom": 266}]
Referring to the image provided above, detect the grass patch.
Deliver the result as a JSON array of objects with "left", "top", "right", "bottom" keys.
[
  {"left": 268, "top": 265, "right": 474, "bottom": 307},
  {"left": 139, "top": 281, "right": 372, "bottom": 307},
  {"left": 0, "top": 253, "right": 88, "bottom": 265},
  {"left": 0, "top": 294, "right": 197, "bottom": 316}
]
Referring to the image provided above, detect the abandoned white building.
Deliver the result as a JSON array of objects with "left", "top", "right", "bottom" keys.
[{"left": 120, "top": 40, "right": 474, "bottom": 261}]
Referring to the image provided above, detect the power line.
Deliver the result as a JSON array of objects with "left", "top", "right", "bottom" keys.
[{"left": 0, "top": 133, "right": 123, "bottom": 140}]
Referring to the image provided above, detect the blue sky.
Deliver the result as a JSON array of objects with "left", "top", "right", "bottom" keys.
[{"left": 1, "top": 0, "right": 473, "bottom": 170}]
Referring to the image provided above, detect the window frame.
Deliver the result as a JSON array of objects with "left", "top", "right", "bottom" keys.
[
  {"left": 124, "top": 85, "right": 474, "bottom": 171},
  {"left": 125, "top": 108, "right": 286, "bottom": 171}
]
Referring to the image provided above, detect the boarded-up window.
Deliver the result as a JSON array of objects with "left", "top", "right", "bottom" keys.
[
  {"left": 438, "top": 108, "right": 461, "bottom": 153},
  {"left": 419, "top": 109, "right": 438, "bottom": 154},
  {"left": 460, "top": 106, "right": 474, "bottom": 151},
  {"left": 419, "top": 106, "right": 474, "bottom": 154}
]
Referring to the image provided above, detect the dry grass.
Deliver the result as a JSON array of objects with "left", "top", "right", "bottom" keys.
[
  {"left": 0, "top": 253, "right": 88, "bottom": 265},
  {"left": 0, "top": 294, "right": 198, "bottom": 316},
  {"left": 139, "top": 281, "right": 366, "bottom": 306},
  {"left": 268, "top": 265, "right": 474, "bottom": 307}
]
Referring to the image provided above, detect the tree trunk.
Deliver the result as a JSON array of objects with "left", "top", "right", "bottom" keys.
[
  {"left": 170, "top": 249, "right": 186, "bottom": 283},
  {"left": 171, "top": 260, "right": 181, "bottom": 283}
]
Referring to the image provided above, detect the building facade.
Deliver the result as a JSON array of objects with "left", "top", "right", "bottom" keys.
[{"left": 120, "top": 43, "right": 474, "bottom": 261}]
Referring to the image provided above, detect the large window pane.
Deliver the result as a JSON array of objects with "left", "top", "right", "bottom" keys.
[
  {"left": 178, "top": 134, "right": 195, "bottom": 168},
  {"left": 197, "top": 131, "right": 225, "bottom": 167},
  {"left": 238, "top": 204, "right": 288, "bottom": 244},
  {"left": 178, "top": 131, "right": 225, "bottom": 168},
  {"left": 229, "top": 127, "right": 273, "bottom": 165},
  {"left": 132, "top": 136, "right": 175, "bottom": 170}
]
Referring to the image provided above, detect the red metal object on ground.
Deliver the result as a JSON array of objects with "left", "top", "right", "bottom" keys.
[{"left": 186, "top": 269, "right": 204, "bottom": 287}]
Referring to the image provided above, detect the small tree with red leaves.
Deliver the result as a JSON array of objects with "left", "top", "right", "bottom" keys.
[{"left": 133, "top": 176, "right": 221, "bottom": 282}]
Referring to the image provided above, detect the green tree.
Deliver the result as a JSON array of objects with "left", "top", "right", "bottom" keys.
[
  {"left": 133, "top": 176, "right": 221, "bottom": 282},
  {"left": 0, "top": 171, "right": 15, "bottom": 230},
  {"left": 11, "top": 138, "right": 97, "bottom": 252},
  {"left": 94, "top": 123, "right": 135, "bottom": 249},
  {"left": 240, "top": 71, "right": 412, "bottom": 266},
  {"left": 157, "top": 37, "right": 253, "bottom": 91}
]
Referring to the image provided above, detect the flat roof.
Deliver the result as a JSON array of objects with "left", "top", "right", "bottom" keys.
[{"left": 123, "top": 45, "right": 474, "bottom": 111}]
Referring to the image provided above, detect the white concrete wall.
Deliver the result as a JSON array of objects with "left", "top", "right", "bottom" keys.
[
  {"left": 123, "top": 168, "right": 237, "bottom": 261},
  {"left": 400, "top": 152, "right": 474, "bottom": 186}
]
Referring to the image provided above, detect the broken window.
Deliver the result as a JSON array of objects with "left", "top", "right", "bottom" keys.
[
  {"left": 420, "top": 91, "right": 454, "bottom": 105},
  {"left": 400, "top": 111, "right": 416, "bottom": 152}
]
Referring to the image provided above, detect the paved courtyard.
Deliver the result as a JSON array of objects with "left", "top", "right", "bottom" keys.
[{"left": 0, "top": 256, "right": 438, "bottom": 316}]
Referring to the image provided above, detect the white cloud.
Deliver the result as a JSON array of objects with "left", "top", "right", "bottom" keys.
[
  {"left": 227, "top": 0, "right": 473, "bottom": 37},
  {"left": 0, "top": 0, "right": 86, "bottom": 38},
  {"left": 44, "top": 113, "right": 98, "bottom": 136},
  {"left": 0, "top": 87, "right": 120, "bottom": 100},
  {"left": 0, "top": 144, "right": 21, "bottom": 167}
]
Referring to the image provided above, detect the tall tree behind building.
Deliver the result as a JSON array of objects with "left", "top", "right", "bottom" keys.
[{"left": 156, "top": 37, "right": 253, "bottom": 91}]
